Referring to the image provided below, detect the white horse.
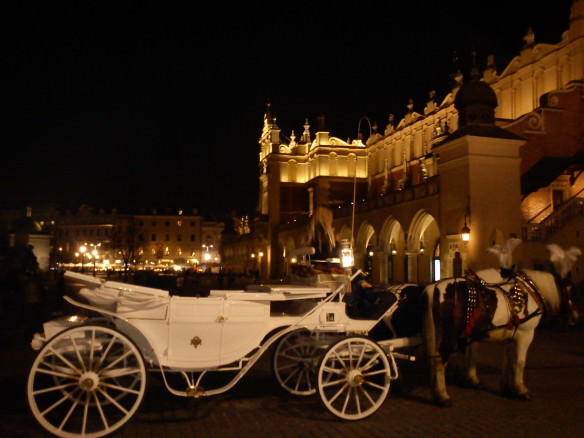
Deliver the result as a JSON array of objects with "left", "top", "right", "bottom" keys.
[{"left": 424, "top": 242, "right": 580, "bottom": 405}]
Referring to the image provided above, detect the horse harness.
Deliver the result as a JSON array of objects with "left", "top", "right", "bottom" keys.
[{"left": 464, "top": 269, "right": 545, "bottom": 337}]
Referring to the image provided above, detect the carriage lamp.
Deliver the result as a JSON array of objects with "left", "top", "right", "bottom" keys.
[{"left": 340, "top": 239, "right": 354, "bottom": 268}]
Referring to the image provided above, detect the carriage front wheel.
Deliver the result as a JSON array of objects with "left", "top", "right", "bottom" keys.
[
  {"left": 27, "top": 324, "right": 147, "bottom": 438},
  {"left": 317, "top": 336, "right": 390, "bottom": 420}
]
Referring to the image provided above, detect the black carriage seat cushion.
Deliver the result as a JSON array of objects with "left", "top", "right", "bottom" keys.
[{"left": 344, "top": 287, "right": 397, "bottom": 320}]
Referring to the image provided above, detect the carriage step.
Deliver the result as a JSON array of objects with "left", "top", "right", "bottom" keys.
[{"left": 391, "top": 352, "right": 416, "bottom": 362}]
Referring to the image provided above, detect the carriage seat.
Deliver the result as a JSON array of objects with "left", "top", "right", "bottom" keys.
[{"left": 344, "top": 285, "right": 397, "bottom": 320}]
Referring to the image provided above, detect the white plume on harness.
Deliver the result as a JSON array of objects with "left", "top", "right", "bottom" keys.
[
  {"left": 487, "top": 237, "right": 522, "bottom": 270},
  {"left": 546, "top": 243, "right": 582, "bottom": 280}
]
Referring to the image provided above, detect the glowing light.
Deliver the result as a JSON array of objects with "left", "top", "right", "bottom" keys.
[
  {"left": 461, "top": 225, "right": 470, "bottom": 242},
  {"left": 291, "top": 257, "right": 297, "bottom": 264},
  {"left": 258, "top": 251, "right": 264, "bottom": 257},
  {"left": 340, "top": 240, "right": 354, "bottom": 268}
]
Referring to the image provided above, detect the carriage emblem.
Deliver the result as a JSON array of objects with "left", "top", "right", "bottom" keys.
[{"left": 190, "top": 336, "right": 202, "bottom": 348}]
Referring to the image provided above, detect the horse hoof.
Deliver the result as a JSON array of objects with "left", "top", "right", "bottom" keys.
[
  {"left": 435, "top": 398, "right": 453, "bottom": 407},
  {"left": 463, "top": 379, "right": 481, "bottom": 390},
  {"left": 517, "top": 392, "right": 531, "bottom": 401}
]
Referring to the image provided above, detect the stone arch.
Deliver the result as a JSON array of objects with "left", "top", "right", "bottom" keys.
[
  {"left": 407, "top": 210, "right": 441, "bottom": 283},
  {"left": 379, "top": 216, "right": 406, "bottom": 283},
  {"left": 355, "top": 221, "right": 377, "bottom": 273},
  {"left": 337, "top": 224, "right": 352, "bottom": 243}
]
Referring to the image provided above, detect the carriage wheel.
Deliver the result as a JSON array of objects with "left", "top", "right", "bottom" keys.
[
  {"left": 27, "top": 325, "right": 147, "bottom": 438},
  {"left": 317, "top": 336, "right": 390, "bottom": 420},
  {"left": 273, "top": 330, "right": 320, "bottom": 396}
]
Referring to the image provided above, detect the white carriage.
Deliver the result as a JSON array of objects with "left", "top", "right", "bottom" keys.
[{"left": 27, "top": 263, "right": 422, "bottom": 437}]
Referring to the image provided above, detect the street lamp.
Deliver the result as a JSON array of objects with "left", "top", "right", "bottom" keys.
[{"left": 79, "top": 245, "right": 87, "bottom": 272}]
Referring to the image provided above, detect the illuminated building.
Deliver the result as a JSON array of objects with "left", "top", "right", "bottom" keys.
[
  {"left": 223, "top": 0, "right": 584, "bottom": 284},
  {"left": 54, "top": 207, "right": 223, "bottom": 270}
]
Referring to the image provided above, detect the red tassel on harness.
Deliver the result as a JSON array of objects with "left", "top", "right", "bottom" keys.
[
  {"left": 452, "top": 305, "right": 460, "bottom": 319},
  {"left": 506, "top": 314, "right": 521, "bottom": 329},
  {"left": 465, "top": 308, "right": 480, "bottom": 336}
]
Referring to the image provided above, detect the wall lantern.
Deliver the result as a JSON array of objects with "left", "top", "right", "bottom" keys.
[{"left": 461, "top": 204, "right": 471, "bottom": 241}]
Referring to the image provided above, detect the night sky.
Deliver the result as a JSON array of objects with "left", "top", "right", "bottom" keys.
[{"left": 2, "top": 1, "right": 574, "bottom": 218}]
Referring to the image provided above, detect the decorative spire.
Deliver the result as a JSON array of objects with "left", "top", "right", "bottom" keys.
[
  {"left": 523, "top": 27, "right": 535, "bottom": 48},
  {"left": 424, "top": 90, "right": 438, "bottom": 115},
  {"left": 449, "top": 51, "right": 464, "bottom": 90},
  {"left": 289, "top": 130, "right": 297, "bottom": 147},
  {"left": 470, "top": 49, "right": 480, "bottom": 81},
  {"left": 384, "top": 114, "right": 395, "bottom": 136},
  {"left": 265, "top": 99, "right": 273, "bottom": 124},
  {"left": 407, "top": 98, "right": 414, "bottom": 113},
  {"left": 301, "top": 118, "right": 311, "bottom": 143}
]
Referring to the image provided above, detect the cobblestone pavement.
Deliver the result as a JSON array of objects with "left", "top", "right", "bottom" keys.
[{"left": 2, "top": 322, "right": 583, "bottom": 438}]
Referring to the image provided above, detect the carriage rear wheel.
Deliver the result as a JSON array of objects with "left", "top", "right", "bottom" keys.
[
  {"left": 273, "top": 329, "right": 320, "bottom": 396},
  {"left": 317, "top": 336, "right": 390, "bottom": 420},
  {"left": 27, "top": 324, "right": 147, "bottom": 438}
]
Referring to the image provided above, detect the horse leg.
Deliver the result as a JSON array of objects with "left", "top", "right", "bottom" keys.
[
  {"left": 463, "top": 342, "right": 480, "bottom": 388},
  {"left": 424, "top": 287, "right": 451, "bottom": 406},
  {"left": 430, "top": 354, "right": 452, "bottom": 406},
  {"left": 501, "top": 330, "right": 534, "bottom": 400}
]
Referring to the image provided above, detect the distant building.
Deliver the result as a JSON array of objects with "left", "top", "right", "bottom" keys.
[
  {"left": 223, "top": 0, "right": 584, "bottom": 284},
  {"left": 1, "top": 205, "right": 223, "bottom": 271}
]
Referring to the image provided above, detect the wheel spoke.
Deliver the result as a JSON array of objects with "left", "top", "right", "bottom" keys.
[
  {"left": 354, "top": 386, "right": 362, "bottom": 415},
  {"left": 294, "top": 368, "right": 303, "bottom": 391},
  {"left": 101, "top": 367, "right": 141, "bottom": 379},
  {"left": 362, "top": 369, "right": 388, "bottom": 377},
  {"left": 89, "top": 329, "right": 96, "bottom": 370},
  {"left": 93, "top": 390, "right": 109, "bottom": 430},
  {"left": 305, "top": 369, "right": 313, "bottom": 391},
  {"left": 322, "top": 365, "right": 344, "bottom": 375},
  {"left": 332, "top": 350, "right": 348, "bottom": 369},
  {"left": 363, "top": 380, "right": 387, "bottom": 391},
  {"left": 279, "top": 352, "right": 304, "bottom": 362},
  {"left": 328, "top": 382, "right": 349, "bottom": 404},
  {"left": 341, "top": 386, "right": 352, "bottom": 414},
  {"left": 321, "top": 377, "right": 346, "bottom": 388},
  {"left": 69, "top": 335, "right": 87, "bottom": 372},
  {"left": 359, "top": 385, "right": 376, "bottom": 407},
  {"left": 82, "top": 392, "right": 90, "bottom": 436},
  {"left": 101, "top": 382, "right": 141, "bottom": 395},
  {"left": 36, "top": 366, "right": 78, "bottom": 380},
  {"left": 97, "top": 387, "right": 129, "bottom": 415},
  {"left": 102, "top": 349, "right": 132, "bottom": 371},
  {"left": 48, "top": 347, "right": 81, "bottom": 375},
  {"left": 282, "top": 367, "right": 300, "bottom": 385},
  {"left": 361, "top": 352, "right": 382, "bottom": 371},
  {"left": 33, "top": 382, "right": 77, "bottom": 396},
  {"left": 40, "top": 393, "right": 71, "bottom": 417},
  {"left": 276, "top": 362, "right": 299, "bottom": 371},
  {"left": 58, "top": 396, "right": 79, "bottom": 431},
  {"left": 97, "top": 334, "right": 117, "bottom": 368},
  {"left": 356, "top": 342, "right": 367, "bottom": 368}
]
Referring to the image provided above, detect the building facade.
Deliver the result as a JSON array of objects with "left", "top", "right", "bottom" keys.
[
  {"left": 52, "top": 206, "right": 224, "bottom": 270},
  {"left": 223, "top": 0, "right": 584, "bottom": 285}
]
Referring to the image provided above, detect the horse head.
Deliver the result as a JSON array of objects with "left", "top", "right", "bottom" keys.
[{"left": 547, "top": 244, "right": 582, "bottom": 326}]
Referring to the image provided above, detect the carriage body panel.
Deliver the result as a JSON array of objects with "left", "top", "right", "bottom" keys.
[{"left": 57, "top": 273, "right": 380, "bottom": 370}]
